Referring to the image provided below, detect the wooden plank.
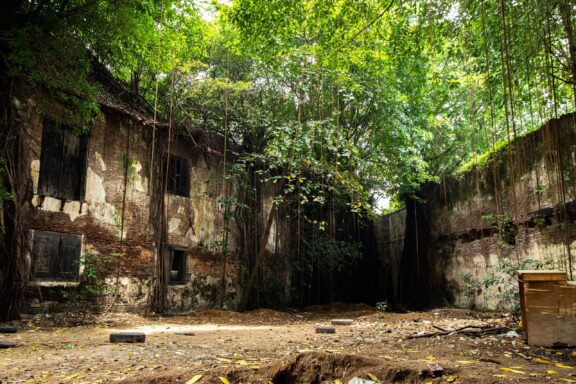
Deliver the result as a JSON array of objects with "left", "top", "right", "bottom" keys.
[
  {"left": 519, "top": 280, "right": 528, "bottom": 339},
  {"left": 518, "top": 270, "right": 566, "bottom": 282}
]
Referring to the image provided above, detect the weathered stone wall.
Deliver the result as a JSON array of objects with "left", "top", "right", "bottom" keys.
[
  {"left": 13, "top": 91, "right": 242, "bottom": 312},
  {"left": 372, "top": 113, "right": 576, "bottom": 310},
  {"left": 426, "top": 113, "right": 576, "bottom": 309}
]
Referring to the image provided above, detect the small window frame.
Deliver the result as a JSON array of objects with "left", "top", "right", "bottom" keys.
[
  {"left": 168, "top": 249, "right": 187, "bottom": 285},
  {"left": 30, "top": 230, "right": 82, "bottom": 282},
  {"left": 38, "top": 118, "right": 89, "bottom": 201},
  {"left": 167, "top": 155, "right": 190, "bottom": 198}
]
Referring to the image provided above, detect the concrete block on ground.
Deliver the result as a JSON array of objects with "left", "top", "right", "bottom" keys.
[
  {"left": 109, "top": 332, "right": 146, "bottom": 343},
  {"left": 0, "top": 340, "right": 16, "bottom": 348},
  {"left": 331, "top": 319, "right": 353, "bottom": 325},
  {"left": 315, "top": 326, "right": 336, "bottom": 334}
]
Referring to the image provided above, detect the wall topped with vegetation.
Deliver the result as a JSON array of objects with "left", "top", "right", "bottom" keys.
[{"left": 426, "top": 113, "right": 576, "bottom": 310}]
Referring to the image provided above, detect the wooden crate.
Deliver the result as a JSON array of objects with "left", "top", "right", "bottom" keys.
[{"left": 518, "top": 270, "right": 576, "bottom": 347}]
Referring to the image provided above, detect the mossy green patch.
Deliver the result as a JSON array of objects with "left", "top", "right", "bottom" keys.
[{"left": 456, "top": 139, "right": 510, "bottom": 175}]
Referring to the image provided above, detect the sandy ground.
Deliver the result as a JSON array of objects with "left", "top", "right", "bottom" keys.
[{"left": 0, "top": 304, "right": 575, "bottom": 383}]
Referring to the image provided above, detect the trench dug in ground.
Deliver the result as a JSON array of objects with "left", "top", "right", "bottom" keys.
[
  {"left": 1, "top": 304, "right": 575, "bottom": 383},
  {"left": 135, "top": 352, "right": 429, "bottom": 384}
]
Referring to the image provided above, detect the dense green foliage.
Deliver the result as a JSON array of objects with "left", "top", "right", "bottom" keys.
[{"left": 2, "top": 0, "right": 575, "bottom": 209}]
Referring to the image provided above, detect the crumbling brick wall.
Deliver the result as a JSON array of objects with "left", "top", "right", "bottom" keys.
[{"left": 14, "top": 91, "right": 241, "bottom": 312}]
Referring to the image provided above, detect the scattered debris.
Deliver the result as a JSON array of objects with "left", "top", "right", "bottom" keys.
[
  {"left": 427, "top": 363, "right": 444, "bottom": 377},
  {"left": 505, "top": 330, "right": 519, "bottom": 338},
  {"left": 109, "top": 332, "right": 146, "bottom": 343},
  {"left": 408, "top": 325, "right": 508, "bottom": 339}
]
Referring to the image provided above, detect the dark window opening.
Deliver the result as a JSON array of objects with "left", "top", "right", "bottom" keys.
[
  {"left": 167, "top": 155, "right": 190, "bottom": 197},
  {"left": 32, "top": 230, "right": 81, "bottom": 281},
  {"left": 38, "top": 118, "right": 89, "bottom": 201},
  {"left": 169, "top": 249, "right": 187, "bottom": 284}
]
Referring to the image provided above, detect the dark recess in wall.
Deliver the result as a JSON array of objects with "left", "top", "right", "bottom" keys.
[{"left": 399, "top": 198, "right": 431, "bottom": 309}]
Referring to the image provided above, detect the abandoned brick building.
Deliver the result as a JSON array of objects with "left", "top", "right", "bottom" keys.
[
  {"left": 8, "top": 51, "right": 576, "bottom": 316},
  {"left": 10, "top": 63, "right": 269, "bottom": 312}
]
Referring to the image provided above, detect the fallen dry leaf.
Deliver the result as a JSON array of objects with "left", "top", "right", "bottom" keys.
[
  {"left": 185, "top": 374, "right": 203, "bottom": 384},
  {"left": 500, "top": 367, "right": 525, "bottom": 374},
  {"left": 63, "top": 373, "right": 80, "bottom": 381},
  {"left": 217, "top": 357, "right": 233, "bottom": 363},
  {"left": 366, "top": 372, "right": 380, "bottom": 382},
  {"left": 532, "top": 358, "right": 552, "bottom": 364}
]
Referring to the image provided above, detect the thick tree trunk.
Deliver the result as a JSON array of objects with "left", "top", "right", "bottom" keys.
[
  {"left": 148, "top": 128, "right": 169, "bottom": 314},
  {"left": 0, "top": 74, "right": 27, "bottom": 321}
]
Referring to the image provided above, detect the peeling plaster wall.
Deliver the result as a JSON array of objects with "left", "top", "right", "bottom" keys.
[
  {"left": 163, "top": 139, "right": 240, "bottom": 310},
  {"left": 15, "top": 94, "right": 240, "bottom": 312},
  {"left": 426, "top": 113, "right": 576, "bottom": 310}
]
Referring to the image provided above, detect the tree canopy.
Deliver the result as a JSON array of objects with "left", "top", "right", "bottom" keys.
[{"left": 2, "top": 0, "right": 575, "bottom": 210}]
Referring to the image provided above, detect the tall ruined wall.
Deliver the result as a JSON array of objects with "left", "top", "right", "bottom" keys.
[
  {"left": 13, "top": 92, "right": 242, "bottom": 312},
  {"left": 427, "top": 113, "right": 576, "bottom": 309},
  {"left": 372, "top": 209, "right": 406, "bottom": 304}
]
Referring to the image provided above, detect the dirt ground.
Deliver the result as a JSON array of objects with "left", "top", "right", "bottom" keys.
[{"left": 0, "top": 304, "right": 575, "bottom": 384}]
